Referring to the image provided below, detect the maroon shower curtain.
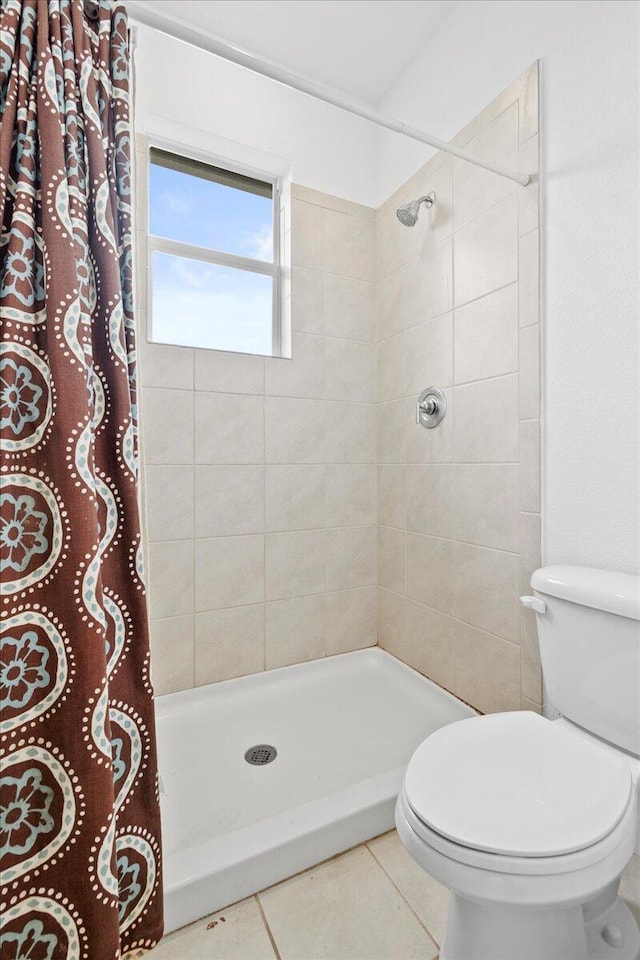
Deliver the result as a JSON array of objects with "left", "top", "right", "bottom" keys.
[{"left": 0, "top": 1, "right": 163, "bottom": 956}]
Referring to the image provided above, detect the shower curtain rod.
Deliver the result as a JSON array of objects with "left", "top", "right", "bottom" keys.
[{"left": 125, "top": 2, "right": 530, "bottom": 187}]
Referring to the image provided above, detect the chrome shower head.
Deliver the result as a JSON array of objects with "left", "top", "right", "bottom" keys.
[{"left": 396, "top": 192, "right": 436, "bottom": 227}]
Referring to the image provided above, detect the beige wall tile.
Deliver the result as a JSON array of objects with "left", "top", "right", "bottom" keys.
[
  {"left": 412, "top": 159, "right": 453, "bottom": 246},
  {"left": 142, "top": 388, "right": 194, "bottom": 464},
  {"left": 453, "top": 375, "right": 519, "bottom": 462},
  {"left": 405, "top": 391, "right": 454, "bottom": 464},
  {"left": 326, "top": 525, "right": 376, "bottom": 591},
  {"left": 146, "top": 465, "right": 194, "bottom": 541},
  {"left": 520, "top": 511, "right": 541, "bottom": 594},
  {"left": 454, "top": 620, "right": 521, "bottom": 713},
  {"left": 453, "top": 193, "right": 518, "bottom": 307},
  {"left": 405, "top": 313, "right": 453, "bottom": 396},
  {"left": 148, "top": 540, "right": 194, "bottom": 619},
  {"left": 326, "top": 401, "right": 376, "bottom": 464},
  {"left": 292, "top": 266, "right": 325, "bottom": 335},
  {"left": 404, "top": 600, "right": 456, "bottom": 692},
  {"left": 265, "top": 397, "right": 325, "bottom": 463},
  {"left": 404, "top": 236, "right": 453, "bottom": 328},
  {"left": 265, "top": 464, "right": 325, "bottom": 532},
  {"left": 376, "top": 211, "right": 412, "bottom": 279},
  {"left": 376, "top": 269, "right": 405, "bottom": 341},
  {"left": 520, "top": 419, "right": 541, "bottom": 513},
  {"left": 519, "top": 323, "right": 540, "bottom": 420},
  {"left": 265, "top": 595, "right": 326, "bottom": 668},
  {"left": 325, "top": 337, "right": 376, "bottom": 402},
  {"left": 378, "top": 400, "right": 406, "bottom": 464},
  {"left": 377, "top": 333, "right": 405, "bottom": 402},
  {"left": 195, "top": 535, "right": 264, "bottom": 611},
  {"left": 455, "top": 464, "right": 520, "bottom": 553},
  {"left": 454, "top": 103, "right": 518, "bottom": 230},
  {"left": 325, "top": 275, "right": 375, "bottom": 342},
  {"left": 521, "top": 608, "right": 542, "bottom": 705},
  {"left": 348, "top": 200, "right": 376, "bottom": 222},
  {"left": 519, "top": 134, "right": 539, "bottom": 236},
  {"left": 195, "top": 393, "right": 264, "bottom": 464},
  {"left": 518, "top": 228, "right": 539, "bottom": 327},
  {"left": 139, "top": 339, "right": 193, "bottom": 390},
  {"left": 292, "top": 183, "right": 348, "bottom": 212},
  {"left": 378, "top": 525, "right": 406, "bottom": 594},
  {"left": 265, "top": 333, "right": 325, "bottom": 399},
  {"left": 195, "top": 465, "right": 264, "bottom": 538},
  {"left": 406, "top": 465, "right": 457, "bottom": 539},
  {"left": 149, "top": 615, "right": 194, "bottom": 695},
  {"left": 292, "top": 199, "right": 325, "bottom": 270},
  {"left": 407, "top": 533, "right": 455, "bottom": 615},
  {"left": 378, "top": 465, "right": 406, "bottom": 529},
  {"left": 194, "top": 348, "right": 264, "bottom": 394},
  {"left": 326, "top": 586, "right": 377, "bottom": 654},
  {"left": 265, "top": 529, "right": 326, "bottom": 600},
  {"left": 519, "top": 63, "right": 539, "bottom": 143},
  {"left": 326, "top": 464, "right": 377, "bottom": 527},
  {"left": 454, "top": 284, "right": 518, "bottom": 385},
  {"left": 325, "top": 210, "right": 375, "bottom": 280},
  {"left": 377, "top": 586, "right": 405, "bottom": 652},
  {"left": 453, "top": 542, "right": 520, "bottom": 642},
  {"left": 195, "top": 604, "right": 265, "bottom": 685}
]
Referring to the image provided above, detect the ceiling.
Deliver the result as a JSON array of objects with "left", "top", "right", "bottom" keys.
[{"left": 131, "top": 0, "right": 457, "bottom": 105}]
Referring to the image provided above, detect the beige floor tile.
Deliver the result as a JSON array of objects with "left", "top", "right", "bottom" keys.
[
  {"left": 149, "top": 897, "right": 276, "bottom": 959},
  {"left": 259, "top": 846, "right": 438, "bottom": 960},
  {"left": 368, "top": 831, "right": 450, "bottom": 947}
]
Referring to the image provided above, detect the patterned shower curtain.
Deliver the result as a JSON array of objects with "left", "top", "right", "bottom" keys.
[{"left": 0, "top": 1, "right": 163, "bottom": 957}]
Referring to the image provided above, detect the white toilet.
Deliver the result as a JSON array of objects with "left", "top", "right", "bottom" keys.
[{"left": 396, "top": 566, "right": 640, "bottom": 960}]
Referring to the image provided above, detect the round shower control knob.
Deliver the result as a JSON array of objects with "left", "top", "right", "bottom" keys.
[{"left": 416, "top": 387, "right": 447, "bottom": 429}]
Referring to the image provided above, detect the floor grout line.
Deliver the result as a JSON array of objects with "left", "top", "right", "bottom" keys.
[
  {"left": 254, "top": 894, "right": 282, "bottom": 960},
  {"left": 364, "top": 841, "right": 442, "bottom": 952}
]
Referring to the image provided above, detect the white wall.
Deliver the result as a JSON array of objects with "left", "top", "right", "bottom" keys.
[
  {"left": 132, "top": 23, "right": 378, "bottom": 205},
  {"left": 377, "top": 0, "right": 640, "bottom": 575}
]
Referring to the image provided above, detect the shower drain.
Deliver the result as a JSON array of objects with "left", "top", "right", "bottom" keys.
[{"left": 244, "top": 744, "right": 277, "bottom": 766}]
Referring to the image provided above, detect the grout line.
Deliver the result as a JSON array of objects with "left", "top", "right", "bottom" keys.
[
  {"left": 364, "top": 843, "right": 441, "bottom": 951},
  {"left": 254, "top": 895, "right": 282, "bottom": 960},
  {"left": 378, "top": 586, "right": 522, "bottom": 649}
]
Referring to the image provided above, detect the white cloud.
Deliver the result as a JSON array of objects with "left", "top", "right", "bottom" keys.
[
  {"left": 160, "top": 190, "right": 192, "bottom": 216},
  {"left": 241, "top": 224, "right": 273, "bottom": 262}
]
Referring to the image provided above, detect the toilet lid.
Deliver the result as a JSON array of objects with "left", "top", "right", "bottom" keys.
[{"left": 404, "top": 711, "right": 632, "bottom": 857}]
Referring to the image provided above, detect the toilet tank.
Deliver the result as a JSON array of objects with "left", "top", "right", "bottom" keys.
[{"left": 530, "top": 565, "right": 640, "bottom": 757}]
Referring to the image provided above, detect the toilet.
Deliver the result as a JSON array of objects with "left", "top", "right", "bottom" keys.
[{"left": 396, "top": 566, "right": 640, "bottom": 960}]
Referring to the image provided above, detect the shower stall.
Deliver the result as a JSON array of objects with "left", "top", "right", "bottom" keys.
[{"left": 131, "top": 9, "right": 541, "bottom": 933}]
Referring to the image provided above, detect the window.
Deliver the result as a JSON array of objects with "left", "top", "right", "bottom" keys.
[{"left": 147, "top": 144, "right": 282, "bottom": 356}]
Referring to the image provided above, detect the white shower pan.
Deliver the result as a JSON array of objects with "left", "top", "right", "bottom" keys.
[{"left": 155, "top": 647, "right": 474, "bottom": 933}]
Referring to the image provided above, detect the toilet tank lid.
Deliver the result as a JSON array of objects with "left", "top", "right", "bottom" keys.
[{"left": 531, "top": 565, "right": 640, "bottom": 621}]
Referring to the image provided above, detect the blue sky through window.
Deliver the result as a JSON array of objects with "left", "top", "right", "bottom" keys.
[
  {"left": 151, "top": 251, "right": 273, "bottom": 355},
  {"left": 149, "top": 162, "right": 274, "bottom": 262}
]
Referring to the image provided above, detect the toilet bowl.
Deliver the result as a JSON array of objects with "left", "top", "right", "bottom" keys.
[
  {"left": 396, "top": 711, "right": 640, "bottom": 959},
  {"left": 395, "top": 566, "right": 640, "bottom": 960}
]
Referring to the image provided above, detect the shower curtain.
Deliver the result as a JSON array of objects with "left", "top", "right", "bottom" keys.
[{"left": 0, "top": 1, "right": 163, "bottom": 957}]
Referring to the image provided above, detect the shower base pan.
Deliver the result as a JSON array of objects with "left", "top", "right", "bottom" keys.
[{"left": 155, "top": 647, "right": 474, "bottom": 933}]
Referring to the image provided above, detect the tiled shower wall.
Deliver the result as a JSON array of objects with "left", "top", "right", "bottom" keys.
[
  {"left": 376, "top": 64, "right": 541, "bottom": 713},
  {"left": 137, "top": 172, "right": 378, "bottom": 695},
  {"left": 138, "top": 64, "right": 540, "bottom": 712}
]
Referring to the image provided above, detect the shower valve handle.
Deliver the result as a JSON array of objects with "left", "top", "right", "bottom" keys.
[{"left": 416, "top": 387, "right": 447, "bottom": 429}]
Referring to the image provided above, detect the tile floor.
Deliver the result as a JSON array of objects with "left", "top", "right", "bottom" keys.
[{"left": 149, "top": 832, "right": 640, "bottom": 960}]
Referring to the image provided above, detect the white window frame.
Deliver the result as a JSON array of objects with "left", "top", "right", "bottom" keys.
[{"left": 146, "top": 135, "right": 283, "bottom": 357}]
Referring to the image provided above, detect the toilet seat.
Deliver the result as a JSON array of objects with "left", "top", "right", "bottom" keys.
[{"left": 404, "top": 711, "right": 632, "bottom": 858}]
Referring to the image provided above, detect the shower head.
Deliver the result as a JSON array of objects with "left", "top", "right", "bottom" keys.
[{"left": 396, "top": 192, "right": 436, "bottom": 227}]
